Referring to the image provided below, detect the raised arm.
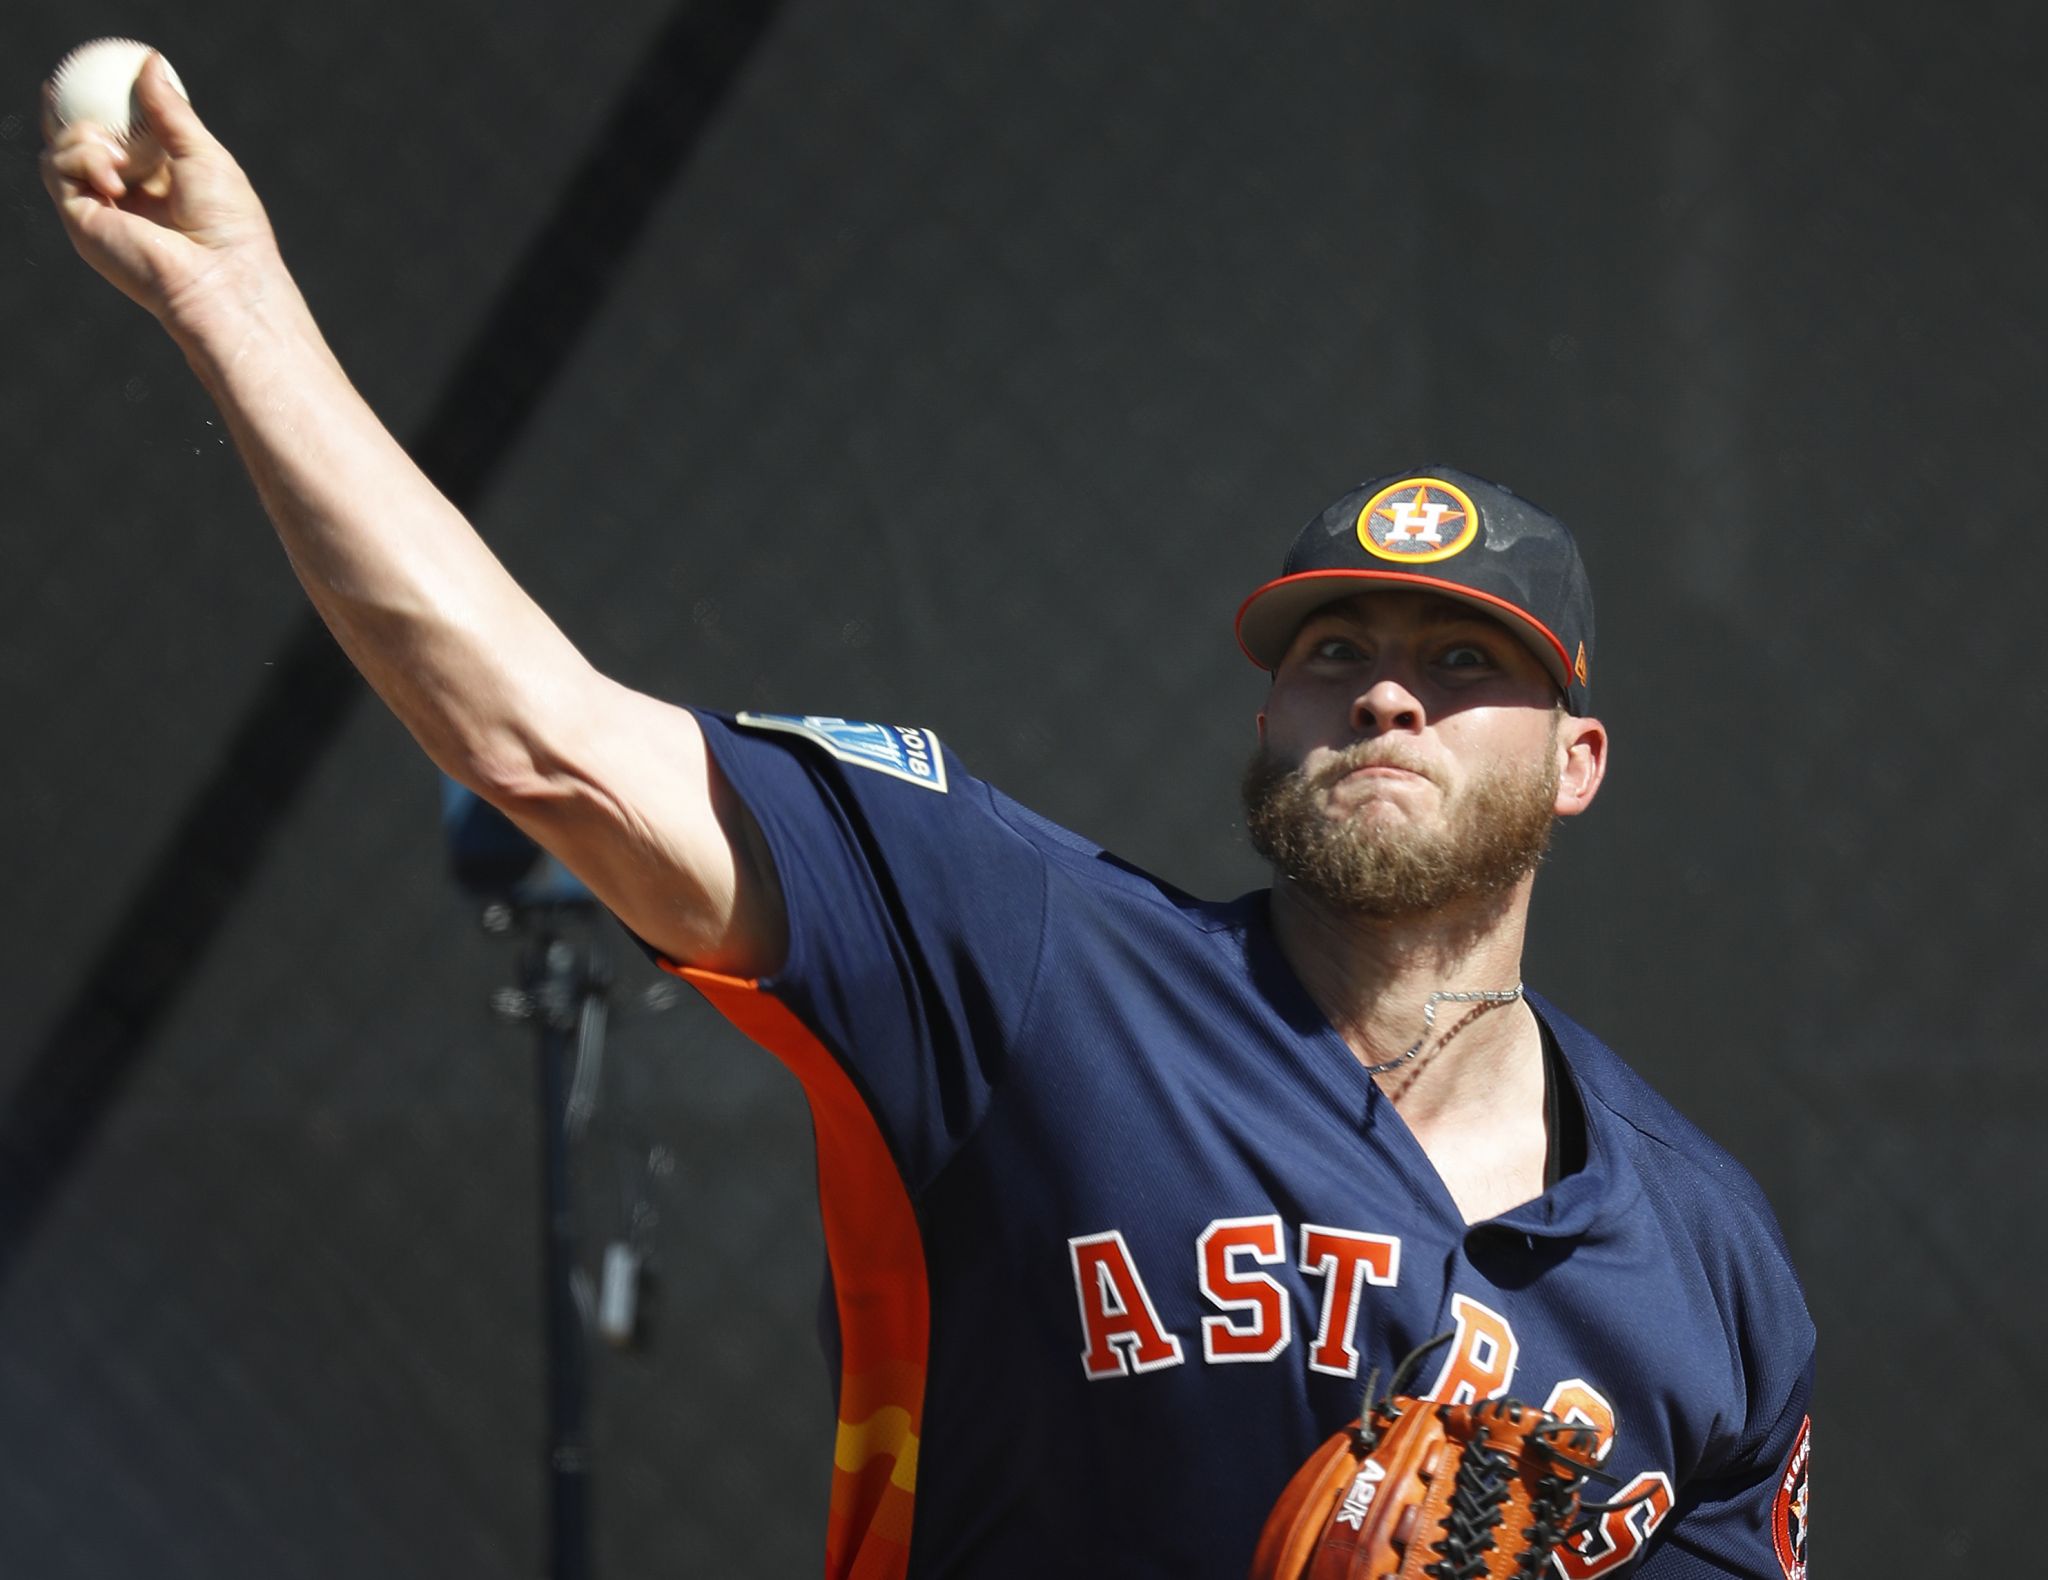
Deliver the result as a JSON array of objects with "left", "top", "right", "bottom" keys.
[{"left": 41, "top": 53, "right": 783, "bottom": 975}]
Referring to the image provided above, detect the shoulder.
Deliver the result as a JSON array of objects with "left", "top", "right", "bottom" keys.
[
  {"left": 1535, "top": 995, "right": 1814, "bottom": 1471},
  {"left": 697, "top": 708, "right": 1048, "bottom": 872},
  {"left": 1541, "top": 997, "right": 1778, "bottom": 1211},
  {"left": 978, "top": 779, "right": 1232, "bottom": 918},
  {"left": 697, "top": 706, "right": 1231, "bottom": 936},
  {"left": 1537, "top": 992, "right": 1810, "bottom": 1315}
]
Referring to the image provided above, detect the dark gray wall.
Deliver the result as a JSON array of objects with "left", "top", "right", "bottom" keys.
[{"left": 5, "top": 2, "right": 2041, "bottom": 1573}]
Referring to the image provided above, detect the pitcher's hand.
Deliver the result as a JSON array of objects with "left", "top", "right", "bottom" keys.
[{"left": 41, "top": 53, "right": 284, "bottom": 334}]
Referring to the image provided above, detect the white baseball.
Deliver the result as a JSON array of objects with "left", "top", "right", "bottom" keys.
[{"left": 49, "top": 38, "right": 189, "bottom": 180}]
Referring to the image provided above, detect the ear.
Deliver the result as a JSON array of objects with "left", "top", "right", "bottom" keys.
[{"left": 1552, "top": 714, "right": 1608, "bottom": 817}]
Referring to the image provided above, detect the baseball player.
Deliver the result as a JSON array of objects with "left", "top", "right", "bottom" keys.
[{"left": 44, "top": 61, "right": 1812, "bottom": 1579}]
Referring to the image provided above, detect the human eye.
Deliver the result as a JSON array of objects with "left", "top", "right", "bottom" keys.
[
  {"left": 1435, "top": 641, "right": 1497, "bottom": 672},
  {"left": 1308, "top": 633, "right": 1366, "bottom": 662}
]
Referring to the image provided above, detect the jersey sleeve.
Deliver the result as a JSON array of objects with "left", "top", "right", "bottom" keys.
[
  {"left": 675, "top": 709, "right": 1052, "bottom": 1194},
  {"left": 1637, "top": 1352, "right": 1813, "bottom": 1579}
]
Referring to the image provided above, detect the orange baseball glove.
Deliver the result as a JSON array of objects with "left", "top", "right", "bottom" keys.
[{"left": 1249, "top": 1390, "right": 1607, "bottom": 1580}]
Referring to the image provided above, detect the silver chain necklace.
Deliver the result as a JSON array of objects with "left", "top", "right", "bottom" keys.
[{"left": 1358, "top": 985, "right": 1525, "bottom": 1075}]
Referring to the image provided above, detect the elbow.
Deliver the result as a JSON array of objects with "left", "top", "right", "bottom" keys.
[{"left": 456, "top": 736, "right": 576, "bottom": 821}]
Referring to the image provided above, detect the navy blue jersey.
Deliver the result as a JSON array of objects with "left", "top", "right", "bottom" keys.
[{"left": 661, "top": 712, "right": 1814, "bottom": 1580}]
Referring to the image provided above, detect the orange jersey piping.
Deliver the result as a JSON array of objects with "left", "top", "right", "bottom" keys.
[{"left": 669, "top": 965, "right": 929, "bottom": 1580}]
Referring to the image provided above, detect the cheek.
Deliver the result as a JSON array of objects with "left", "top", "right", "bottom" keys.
[
  {"left": 1260, "top": 683, "right": 1356, "bottom": 753},
  {"left": 1442, "top": 715, "right": 1559, "bottom": 779}
]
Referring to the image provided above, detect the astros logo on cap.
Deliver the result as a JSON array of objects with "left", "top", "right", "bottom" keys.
[{"left": 1356, "top": 477, "right": 1480, "bottom": 565}]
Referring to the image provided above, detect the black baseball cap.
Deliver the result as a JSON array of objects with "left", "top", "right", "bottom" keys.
[{"left": 1234, "top": 467, "right": 1596, "bottom": 716}]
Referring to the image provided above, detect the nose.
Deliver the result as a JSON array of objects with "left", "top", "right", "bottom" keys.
[{"left": 1350, "top": 676, "right": 1425, "bottom": 737}]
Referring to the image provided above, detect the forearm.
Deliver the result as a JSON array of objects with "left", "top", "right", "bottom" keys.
[
  {"left": 45, "top": 56, "right": 775, "bottom": 970},
  {"left": 171, "top": 258, "right": 595, "bottom": 797},
  {"left": 170, "top": 268, "right": 777, "bottom": 967}
]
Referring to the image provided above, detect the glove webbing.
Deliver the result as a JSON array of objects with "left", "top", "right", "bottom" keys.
[{"left": 1425, "top": 1430, "right": 1511, "bottom": 1579}]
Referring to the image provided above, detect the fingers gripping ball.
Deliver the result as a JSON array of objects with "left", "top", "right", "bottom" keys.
[
  {"left": 50, "top": 39, "right": 189, "bottom": 181},
  {"left": 1249, "top": 1395, "right": 1606, "bottom": 1580}
]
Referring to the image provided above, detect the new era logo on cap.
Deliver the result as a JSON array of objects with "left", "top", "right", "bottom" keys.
[{"left": 1234, "top": 467, "right": 1597, "bottom": 715}]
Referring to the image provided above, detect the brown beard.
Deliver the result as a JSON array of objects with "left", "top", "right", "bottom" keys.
[{"left": 1240, "top": 733, "right": 1561, "bottom": 919}]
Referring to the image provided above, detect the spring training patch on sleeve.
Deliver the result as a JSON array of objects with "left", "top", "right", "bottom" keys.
[{"left": 735, "top": 713, "right": 949, "bottom": 793}]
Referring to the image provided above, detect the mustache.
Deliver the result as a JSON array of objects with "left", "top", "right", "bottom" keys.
[{"left": 1306, "top": 741, "right": 1444, "bottom": 791}]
